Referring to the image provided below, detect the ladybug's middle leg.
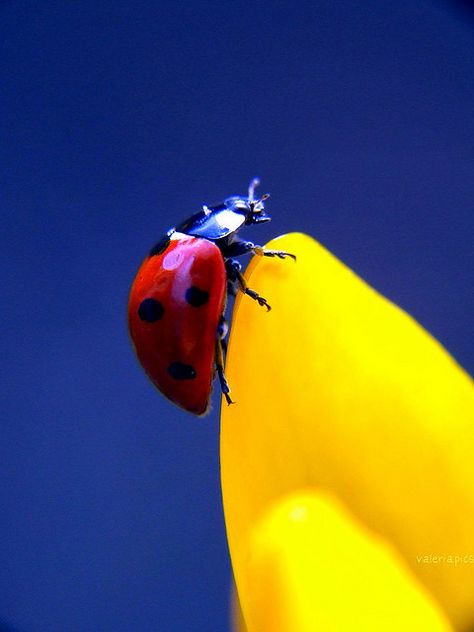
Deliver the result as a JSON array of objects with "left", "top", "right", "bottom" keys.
[{"left": 225, "top": 259, "right": 271, "bottom": 311}]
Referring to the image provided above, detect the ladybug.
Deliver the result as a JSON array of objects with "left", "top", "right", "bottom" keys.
[{"left": 128, "top": 178, "right": 295, "bottom": 415}]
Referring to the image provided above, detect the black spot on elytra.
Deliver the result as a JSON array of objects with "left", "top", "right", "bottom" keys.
[
  {"left": 149, "top": 235, "right": 170, "bottom": 257},
  {"left": 185, "top": 286, "right": 209, "bottom": 307},
  {"left": 138, "top": 298, "right": 164, "bottom": 322},
  {"left": 168, "top": 362, "right": 197, "bottom": 380}
]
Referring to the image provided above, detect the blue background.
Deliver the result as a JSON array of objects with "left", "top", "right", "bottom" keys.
[{"left": 1, "top": 1, "right": 473, "bottom": 630}]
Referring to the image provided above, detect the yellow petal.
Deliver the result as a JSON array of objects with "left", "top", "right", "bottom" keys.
[
  {"left": 231, "top": 587, "right": 248, "bottom": 632},
  {"left": 221, "top": 233, "right": 474, "bottom": 629},
  {"left": 234, "top": 491, "right": 452, "bottom": 632}
]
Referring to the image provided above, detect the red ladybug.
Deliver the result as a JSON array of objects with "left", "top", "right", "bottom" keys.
[{"left": 128, "top": 178, "right": 295, "bottom": 415}]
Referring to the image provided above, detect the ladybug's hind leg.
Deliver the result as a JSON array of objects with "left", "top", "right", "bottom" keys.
[
  {"left": 225, "top": 259, "right": 271, "bottom": 311},
  {"left": 218, "top": 314, "right": 228, "bottom": 354},
  {"left": 215, "top": 336, "right": 233, "bottom": 406}
]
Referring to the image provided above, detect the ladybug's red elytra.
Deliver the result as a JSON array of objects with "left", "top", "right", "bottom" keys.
[{"left": 128, "top": 178, "right": 295, "bottom": 415}]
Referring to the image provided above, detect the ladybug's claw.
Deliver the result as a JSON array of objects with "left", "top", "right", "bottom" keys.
[
  {"left": 262, "top": 249, "right": 296, "bottom": 261},
  {"left": 244, "top": 288, "right": 271, "bottom": 311}
]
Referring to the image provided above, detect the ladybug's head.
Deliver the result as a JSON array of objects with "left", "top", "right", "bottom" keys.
[{"left": 224, "top": 177, "right": 271, "bottom": 226}]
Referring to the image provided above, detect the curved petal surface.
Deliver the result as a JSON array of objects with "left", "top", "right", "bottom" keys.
[
  {"left": 221, "top": 233, "right": 474, "bottom": 630},
  {"left": 235, "top": 491, "right": 452, "bottom": 631}
]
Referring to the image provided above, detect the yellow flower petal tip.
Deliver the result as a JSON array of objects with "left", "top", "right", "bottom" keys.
[
  {"left": 221, "top": 233, "right": 474, "bottom": 629},
  {"left": 236, "top": 491, "right": 453, "bottom": 631}
]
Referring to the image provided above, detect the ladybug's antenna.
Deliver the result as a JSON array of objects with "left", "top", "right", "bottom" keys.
[
  {"left": 248, "top": 177, "right": 270, "bottom": 209},
  {"left": 248, "top": 177, "right": 260, "bottom": 202}
]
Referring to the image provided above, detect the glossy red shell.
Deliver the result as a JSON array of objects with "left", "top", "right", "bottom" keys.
[{"left": 128, "top": 234, "right": 226, "bottom": 415}]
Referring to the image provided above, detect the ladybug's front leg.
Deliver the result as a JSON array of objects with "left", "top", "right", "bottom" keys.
[
  {"left": 254, "top": 246, "right": 297, "bottom": 261},
  {"left": 225, "top": 259, "right": 271, "bottom": 311},
  {"left": 222, "top": 240, "right": 296, "bottom": 261}
]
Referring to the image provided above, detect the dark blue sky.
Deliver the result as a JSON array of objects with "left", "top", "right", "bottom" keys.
[{"left": 1, "top": 1, "right": 473, "bottom": 630}]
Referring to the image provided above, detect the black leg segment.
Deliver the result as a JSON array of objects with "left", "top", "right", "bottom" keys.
[
  {"left": 217, "top": 315, "right": 228, "bottom": 353},
  {"left": 221, "top": 239, "right": 296, "bottom": 261},
  {"left": 215, "top": 337, "right": 233, "bottom": 406},
  {"left": 225, "top": 258, "right": 271, "bottom": 311}
]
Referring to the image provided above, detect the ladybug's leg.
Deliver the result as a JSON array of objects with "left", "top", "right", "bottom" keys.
[
  {"left": 227, "top": 278, "right": 238, "bottom": 298},
  {"left": 222, "top": 240, "right": 296, "bottom": 261},
  {"left": 215, "top": 336, "right": 233, "bottom": 406},
  {"left": 240, "top": 282, "right": 271, "bottom": 311},
  {"left": 255, "top": 246, "right": 297, "bottom": 261},
  {"left": 225, "top": 259, "right": 271, "bottom": 311},
  {"left": 217, "top": 315, "right": 228, "bottom": 353}
]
